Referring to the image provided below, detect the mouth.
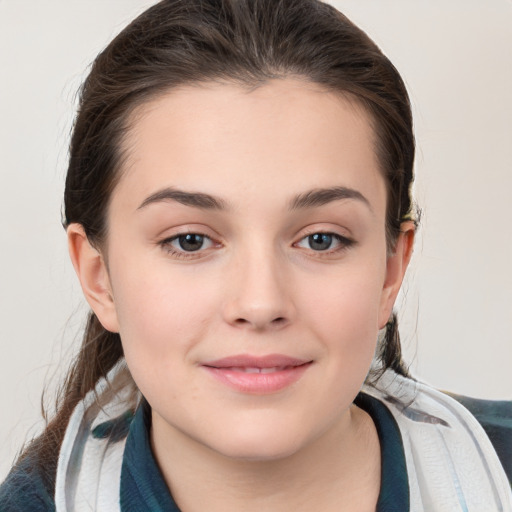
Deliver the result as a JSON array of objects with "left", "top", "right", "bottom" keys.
[
  {"left": 201, "top": 354, "right": 313, "bottom": 394},
  {"left": 221, "top": 366, "right": 300, "bottom": 374}
]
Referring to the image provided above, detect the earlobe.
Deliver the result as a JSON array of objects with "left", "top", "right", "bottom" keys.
[
  {"left": 378, "top": 222, "right": 415, "bottom": 329},
  {"left": 67, "top": 223, "right": 120, "bottom": 333}
]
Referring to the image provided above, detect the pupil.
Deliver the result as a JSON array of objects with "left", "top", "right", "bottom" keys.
[
  {"left": 309, "top": 233, "right": 332, "bottom": 251},
  {"left": 179, "top": 234, "right": 204, "bottom": 251}
]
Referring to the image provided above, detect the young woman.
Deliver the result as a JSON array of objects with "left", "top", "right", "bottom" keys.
[{"left": 1, "top": 1, "right": 510, "bottom": 511}]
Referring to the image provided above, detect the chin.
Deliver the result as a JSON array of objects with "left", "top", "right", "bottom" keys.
[
  {"left": 213, "top": 438, "right": 304, "bottom": 462},
  {"left": 203, "top": 421, "right": 313, "bottom": 462}
]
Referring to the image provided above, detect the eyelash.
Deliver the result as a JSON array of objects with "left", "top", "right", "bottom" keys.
[
  {"left": 159, "top": 233, "right": 217, "bottom": 260},
  {"left": 294, "top": 231, "right": 355, "bottom": 255},
  {"left": 159, "top": 230, "right": 355, "bottom": 260}
]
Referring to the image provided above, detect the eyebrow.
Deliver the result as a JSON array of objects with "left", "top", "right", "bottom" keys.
[
  {"left": 137, "top": 187, "right": 227, "bottom": 211},
  {"left": 289, "top": 186, "right": 372, "bottom": 212},
  {"left": 137, "top": 185, "right": 371, "bottom": 213}
]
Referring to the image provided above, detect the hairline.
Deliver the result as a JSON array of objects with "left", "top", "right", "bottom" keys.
[{"left": 95, "top": 75, "right": 393, "bottom": 252}]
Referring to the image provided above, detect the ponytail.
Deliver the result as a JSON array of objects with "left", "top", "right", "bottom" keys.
[
  {"left": 368, "top": 312, "right": 411, "bottom": 384},
  {"left": 15, "top": 313, "right": 124, "bottom": 491}
]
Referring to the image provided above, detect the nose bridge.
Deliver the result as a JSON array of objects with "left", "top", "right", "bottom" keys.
[{"left": 223, "top": 238, "right": 293, "bottom": 330}]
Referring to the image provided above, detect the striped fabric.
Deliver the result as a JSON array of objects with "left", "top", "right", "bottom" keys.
[{"left": 1, "top": 359, "right": 510, "bottom": 511}]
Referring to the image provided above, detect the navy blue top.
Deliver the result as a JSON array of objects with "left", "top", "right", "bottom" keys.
[
  {"left": 0, "top": 392, "right": 510, "bottom": 511},
  {"left": 119, "top": 393, "right": 408, "bottom": 511}
]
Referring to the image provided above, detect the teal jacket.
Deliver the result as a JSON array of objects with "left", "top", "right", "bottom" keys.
[{"left": 1, "top": 367, "right": 510, "bottom": 511}]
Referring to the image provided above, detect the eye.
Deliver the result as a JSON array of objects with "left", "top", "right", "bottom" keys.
[
  {"left": 295, "top": 232, "right": 353, "bottom": 252},
  {"left": 161, "top": 233, "right": 215, "bottom": 254},
  {"left": 305, "top": 233, "right": 334, "bottom": 251},
  {"left": 174, "top": 233, "right": 208, "bottom": 251}
]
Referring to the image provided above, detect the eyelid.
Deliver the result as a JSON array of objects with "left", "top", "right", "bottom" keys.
[
  {"left": 168, "top": 233, "right": 215, "bottom": 251},
  {"left": 158, "top": 227, "right": 222, "bottom": 259},
  {"left": 293, "top": 228, "right": 356, "bottom": 255},
  {"left": 297, "top": 224, "right": 353, "bottom": 242}
]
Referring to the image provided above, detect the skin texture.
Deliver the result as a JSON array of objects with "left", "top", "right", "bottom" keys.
[{"left": 68, "top": 79, "right": 414, "bottom": 511}]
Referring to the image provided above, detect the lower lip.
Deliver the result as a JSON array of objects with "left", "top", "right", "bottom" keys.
[{"left": 202, "top": 364, "right": 312, "bottom": 394}]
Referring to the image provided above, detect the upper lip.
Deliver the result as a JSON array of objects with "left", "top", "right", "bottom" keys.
[{"left": 202, "top": 354, "right": 311, "bottom": 369}]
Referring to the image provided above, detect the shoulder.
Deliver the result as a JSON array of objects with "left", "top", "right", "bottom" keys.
[
  {"left": 446, "top": 392, "right": 512, "bottom": 485},
  {"left": 0, "top": 453, "right": 55, "bottom": 512},
  {"left": 363, "top": 371, "right": 512, "bottom": 509}
]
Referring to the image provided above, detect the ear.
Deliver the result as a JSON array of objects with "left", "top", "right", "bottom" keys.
[
  {"left": 378, "top": 221, "right": 415, "bottom": 329},
  {"left": 67, "top": 223, "right": 120, "bottom": 333}
]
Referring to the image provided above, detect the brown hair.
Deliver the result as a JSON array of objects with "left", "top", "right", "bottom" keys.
[{"left": 22, "top": 0, "right": 415, "bottom": 490}]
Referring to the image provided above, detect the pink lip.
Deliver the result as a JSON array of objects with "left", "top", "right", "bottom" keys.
[{"left": 201, "top": 354, "right": 313, "bottom": 394}]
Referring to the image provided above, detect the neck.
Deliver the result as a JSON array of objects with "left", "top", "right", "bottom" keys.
[{"left": 150, "top": 404, "right": 381, "bottom": 512}]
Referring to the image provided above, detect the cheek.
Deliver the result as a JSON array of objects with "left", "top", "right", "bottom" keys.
[
  {"left": 110, "top": 267, "right": 218, "bottom": 412},
  {"left": 296, "top": 262, "right": 386, "bottom": 387},
  {"left": 301, "top": 265, "right": 385, "bottom": 337},
  {"left": 110, "top": 260, "right": 220, "bottom": 365}
]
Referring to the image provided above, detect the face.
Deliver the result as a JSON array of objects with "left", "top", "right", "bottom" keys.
[{"left": 76, "top": 79, "right": 410, "bottom": 461}]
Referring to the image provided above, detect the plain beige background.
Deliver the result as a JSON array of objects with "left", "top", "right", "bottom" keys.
[{"left": 0, "top": 0, "right": 511, "bottom": 480}]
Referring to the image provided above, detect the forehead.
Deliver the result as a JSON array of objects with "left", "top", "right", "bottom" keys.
[{"left": 113, "top": 79, "right": 386, "bottom": 215}]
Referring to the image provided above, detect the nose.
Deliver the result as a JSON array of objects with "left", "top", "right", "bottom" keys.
[{"left": 222, "top": 248, "right": 294, "bottom": 331}]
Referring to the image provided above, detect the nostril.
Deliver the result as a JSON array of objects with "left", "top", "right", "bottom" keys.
[{"left": 232, "top": 316, "right": 287, "bottom": 328}]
